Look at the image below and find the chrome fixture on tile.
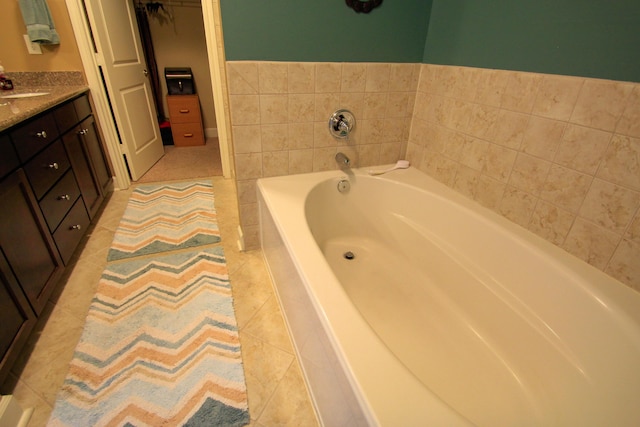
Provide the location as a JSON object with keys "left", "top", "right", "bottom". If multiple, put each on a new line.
{"left": 328, "top": 109, "right": 355, "bottom": 139}
{"left": 335, "top": 152, "right": 350, "bottom": 168}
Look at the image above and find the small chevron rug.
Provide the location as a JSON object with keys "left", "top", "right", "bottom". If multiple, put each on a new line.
{"left": 107, "top": 180, "right": 221, "bottom": 261}
{"left": 49, "top": 247, "right": 249, "bottom": 427}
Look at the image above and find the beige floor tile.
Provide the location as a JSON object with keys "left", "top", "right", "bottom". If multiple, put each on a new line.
{"left": 76, "top": 226, "right": 116, "bottom": 261}
{"left": 243, "top": 296, "right": 294, "bottom": 353}
{"left": 10, "top": 303, "right": 75, "bottom": 376}
{"left": 230, "top": 266, "right": 275, "bottom": 328}
{"left": 49, "top": 263, "right": 102, "bottom": 321}
{"left": 13, "top": 305, "right": 83, "bottom": 394}
{"left": 9, "top": 376, "right": 53, "bottom": 427}
{"left": 92, "top": 193, "right": 132, "bottom": 232}
{"left": 239, "top": 333, "right": 294, "bottom": 422}
{"left": 258, "top": 360, "right": 319, "bottom": 426}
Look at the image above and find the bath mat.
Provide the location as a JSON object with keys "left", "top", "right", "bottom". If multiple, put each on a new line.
{"left": 107, "top": 180, "right": 221, "bottom": 261}
{"left": 48, "top": 247, "right": 249, "bottom": 427}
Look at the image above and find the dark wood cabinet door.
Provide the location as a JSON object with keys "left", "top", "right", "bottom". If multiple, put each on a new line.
{"left": 63, "top": 129, "right": 103, "bottom": 219}
{"left": 0, "top": 169, "right": 64, "bottom": 315}
{"left": 0, "top": 134, "right": 20, "bottom": 181}
{"left": 79, "top": 116, "right": 111, "bottom": 192}
{"left": 0, "top": 250, "right": 36, "bottom": 388}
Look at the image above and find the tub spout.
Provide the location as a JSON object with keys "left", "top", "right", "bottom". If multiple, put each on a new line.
{"left": 335, "top": 152, "right": 350, "bottom": 167}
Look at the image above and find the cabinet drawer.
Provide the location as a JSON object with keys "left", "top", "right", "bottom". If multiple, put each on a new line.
{"left": 39, "top": 170, "right": 81, "bottom": 233}
{"left": 74, "top": 95, "right": 92, "bottom": 122}
{"left": 53, "top": 198, "right": 90, "bottom": 265}
{"left": 24, "top": 140, "right": 70, "bottom": 200}
{"left": 52, "top": 100, "right": 79, "bottom": 135}
{"left": 171, "top": 123, "right": 204, "bottom": 146}
{"left": 10, "top": 112, "right": 59, "bottom": 162}
{"left": 167, "top": 95, "right": 201, "bottom": 123}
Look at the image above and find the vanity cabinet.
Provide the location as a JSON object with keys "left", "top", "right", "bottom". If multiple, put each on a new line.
{"left": 0, "top": 91, "right": 111, "bottom": 386}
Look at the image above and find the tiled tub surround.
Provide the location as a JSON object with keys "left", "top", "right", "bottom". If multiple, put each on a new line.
{"left": 226, "top": 61, "right": 640, "bottom": 291}
{"left": 227, "top": 61, "right": 418, "bottom": 248}
{"left": 409, "top": 64, "right": 640, "bottom": 291}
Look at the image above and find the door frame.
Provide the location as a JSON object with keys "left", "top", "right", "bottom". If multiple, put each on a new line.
{"left": 64, "top": 0, "right": 233, "bottom": 189}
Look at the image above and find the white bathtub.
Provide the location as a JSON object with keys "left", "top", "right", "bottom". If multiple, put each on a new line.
{"left": 257, "top": 166, "right": 640, "bottom": 427}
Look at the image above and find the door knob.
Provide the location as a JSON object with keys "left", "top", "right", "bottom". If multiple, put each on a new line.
{"left": 143, "top": 69, "right": 149, "bottom": 77}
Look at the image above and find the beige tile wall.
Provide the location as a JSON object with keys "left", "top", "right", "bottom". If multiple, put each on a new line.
{"left": 227, "top": 61, "right": 419, "bottom": 248}
{"left": 409, "top": 64, "right": 640, "bottom": 291}
{"left": 226, "top": 60, "right": 640, "bottom": 292}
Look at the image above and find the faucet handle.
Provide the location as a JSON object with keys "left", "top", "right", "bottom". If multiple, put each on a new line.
{"left": 328, "top": 109, "right": 355, "bottom": 139}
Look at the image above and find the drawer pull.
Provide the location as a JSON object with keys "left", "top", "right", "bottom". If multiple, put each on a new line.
{"left": 183, "top": 133, "right": 194, "bottom": 137}
{"left": 58, "top": 194, "right": 71, "bottom": 201}
{"left": 179, "top": 109, "right": 190, "bottom": 113}
{"left": 48, "top": 162, "right": 59, "bottom": 170}
{"left": 36, "top": 131, "right": 48, "bottom": 138}
{"left": 70, "top": 224, "right": 82, "bottom": 231}
{"left": 78, "top": 128, "right": 89, "bottom": 135}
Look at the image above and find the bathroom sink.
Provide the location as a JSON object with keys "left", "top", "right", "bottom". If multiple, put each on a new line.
{"left": 1, "top": 92, "right": 50, "bottom": 99}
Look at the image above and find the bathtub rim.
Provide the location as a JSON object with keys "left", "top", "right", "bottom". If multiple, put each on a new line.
{"left": 257, "top": 166, "right": 640, "bottom": 426}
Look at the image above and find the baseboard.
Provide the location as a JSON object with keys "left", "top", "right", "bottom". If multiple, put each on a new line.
{"left": 0, "top": 396, "right": 33, "bottom": 427}
{"left": 205, "top": 128, "right": 218, "bottom": 138}
{"left": 237, "top": 225, "right": 245, "bottom": 251}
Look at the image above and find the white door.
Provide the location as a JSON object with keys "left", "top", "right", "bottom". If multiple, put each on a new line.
{"left": 84, "top": 0, "right": 164, "bottom": 181}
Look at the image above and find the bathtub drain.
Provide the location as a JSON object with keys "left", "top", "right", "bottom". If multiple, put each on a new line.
{"left": 343, "top": 251, "right": 355, "bottom": 260}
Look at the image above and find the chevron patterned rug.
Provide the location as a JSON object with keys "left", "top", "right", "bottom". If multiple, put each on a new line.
{"left": 107, "top": 181, "right": 221, "bottom": 261}
{"left": 49, "top": 181, "right": 249, "bottom": 427}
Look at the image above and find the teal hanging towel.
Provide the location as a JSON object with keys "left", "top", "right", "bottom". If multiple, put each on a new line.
{"left": 18, "top": 0, "right": 60, "bottom": 45}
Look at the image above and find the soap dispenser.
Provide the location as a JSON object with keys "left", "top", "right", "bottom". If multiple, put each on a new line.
{"left": 0, "top": 63, "right": 14, "bottom": 91}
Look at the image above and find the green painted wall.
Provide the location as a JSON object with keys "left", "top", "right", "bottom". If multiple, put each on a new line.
{"left": 220, "top": 0, "right": 432, "bottom": 62}
{"left": 423, "top": 1, "right": 640, "bottom": 83}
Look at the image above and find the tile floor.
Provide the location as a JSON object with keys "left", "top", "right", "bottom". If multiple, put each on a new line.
{"left": 2, "top": 142, "right": 319, "bottom": 426}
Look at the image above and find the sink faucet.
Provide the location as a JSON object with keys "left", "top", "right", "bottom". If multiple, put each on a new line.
{"left": 335, "top": 152, "right": 350, "bottom": 167}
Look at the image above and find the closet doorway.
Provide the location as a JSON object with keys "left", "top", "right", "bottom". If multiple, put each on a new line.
{"left": 65, "top": 0, "right": 232, "bottom": 189}
{"left": 135, "top": 0, "right": 223, "bottom": 182}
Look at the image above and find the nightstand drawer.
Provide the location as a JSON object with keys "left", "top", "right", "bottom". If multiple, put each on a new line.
{"left": 171, "top": 123, "right": 204, "bottom": 146}
{"left": 24, "top": 140, "right": 71, "bottom": 200}
{"left": 167, "top": 95, "right": 201, "bottom": 124}
{"left": 39, "top": 170, "right": 81, "bottom": 233}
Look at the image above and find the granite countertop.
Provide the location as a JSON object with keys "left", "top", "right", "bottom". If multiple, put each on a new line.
{"left": 0, "top": 85, "right": 89, "bottom": 132}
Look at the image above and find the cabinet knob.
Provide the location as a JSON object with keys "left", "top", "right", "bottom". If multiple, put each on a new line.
{"left": 58, "top": 194, "right": 71, "bottom": 201}
{"left": 179, "top": 109, "right": 190, "bottom": 113}
{"left": 36, "top": 131, "right": 47, "bottom": 138}
{"left": 71, "top": 224, "right": 82, "bottom": 230}
{"left": 183, "top": 133, "right": 193, "bottom": 137}
{"left": 78, "top": 128, "right": 89, "bottom": 135}
{"left": 48, "top": 162, "right": 59, "bottom": 170}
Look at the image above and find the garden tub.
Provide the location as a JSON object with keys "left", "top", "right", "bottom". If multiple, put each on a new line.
{"left": 257, "top": 166, "right": 640, "bottom": 426}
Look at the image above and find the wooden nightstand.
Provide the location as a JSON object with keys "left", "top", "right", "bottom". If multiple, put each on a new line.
{"left": 166, "top": 94, "right": 205, "bottom": 146}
